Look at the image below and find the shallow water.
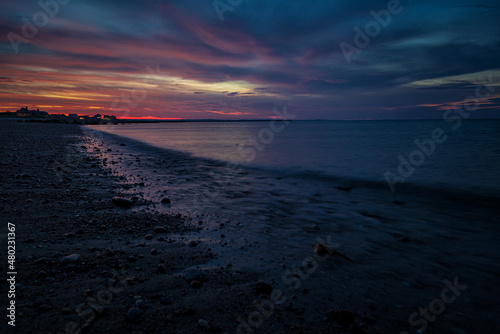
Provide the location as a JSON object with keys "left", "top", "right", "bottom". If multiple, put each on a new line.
{"left": 87, "top": 119, "right": 500, "bottom": 197}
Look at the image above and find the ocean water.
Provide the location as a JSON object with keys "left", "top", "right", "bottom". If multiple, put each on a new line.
{"left": 88, "top": 119, "right": 500, "bottom": 196}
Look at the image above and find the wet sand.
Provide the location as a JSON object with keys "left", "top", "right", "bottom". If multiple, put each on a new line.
{"left": 1, "top": 120, "right": 499, "bottom": 334}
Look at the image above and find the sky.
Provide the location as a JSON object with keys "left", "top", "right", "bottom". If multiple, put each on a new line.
{"left": 0, "top": 0, "right": 499, "bottom": 120}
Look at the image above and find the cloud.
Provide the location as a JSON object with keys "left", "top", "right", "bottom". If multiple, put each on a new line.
{"left": 0, "top": 0, "right": 499, "bottom": 118}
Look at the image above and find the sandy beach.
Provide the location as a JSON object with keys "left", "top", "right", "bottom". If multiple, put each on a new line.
{"left": 1, "top": 120, "right": 499, "bottom": 334}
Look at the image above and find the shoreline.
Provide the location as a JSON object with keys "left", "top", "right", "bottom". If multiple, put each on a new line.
{"left": 1, "top": 120, "right": 499, "bottom": 333}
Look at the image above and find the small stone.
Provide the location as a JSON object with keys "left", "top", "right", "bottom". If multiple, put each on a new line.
{"left": 61, "top": 254, "right": 80, "bottom": 265}
{"left": 144, "top": 234, "right": 153, "bottom": 240}
{"left": 61, "top": 307, "right": 72, "bottom": 314}
{"left": 157, "top": 264, "right": 166, "bottom": 273}
{"left": 153, "top": 226, "right": 167, "bottom": 233}
{"left": 255, "top": 281, "right": 273, "bottom": 296}
{"left": 198, "top": 319, "right": 210, "bottom": 329}
{"left": 111, "top": 197, "right": 133, "bottom": 208}
{"left": 161, "top": 198, "right": 171, "bottom": 204}
{"left": 150, "top": 248, "right": 158, "bottom": 255}
{"left": 127, "top": 307, "right": 142, "bottom": 320}
{"left": 135, "top": 300, "right": 147, "bottom": 309}
{"left": 190, "top": 280, "right": 202, "bottom": 288}
{"left": 188, "top": 241, "right": 198, "bottom": 247}
{"left": 104, "top": 248, "right": 115, "bottom": 257}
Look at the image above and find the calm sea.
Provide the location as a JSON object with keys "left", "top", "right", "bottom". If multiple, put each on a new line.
{"left": 88, "top": 119, "right": 500, "bottom": 196}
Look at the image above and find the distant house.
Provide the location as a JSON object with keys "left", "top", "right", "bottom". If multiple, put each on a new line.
{"left": 69, "top": 114, "right": 78, "bottom": 119}
{"left": 93, "top": 113, "right": 102, "bottom": 119}
{"left": 15, "top": 107, "right": 30, "bottom": 116}
{"left": 14, "top": 106, "right": 48, "bottom": 117}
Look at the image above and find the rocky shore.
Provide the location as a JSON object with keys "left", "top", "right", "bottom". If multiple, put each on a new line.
{"left": 0, "top": 121, "right": 262, "bottom": 334}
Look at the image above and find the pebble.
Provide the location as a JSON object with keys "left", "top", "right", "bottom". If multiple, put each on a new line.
{"left": 135, "top": 300, "right": 147, "bottom": 309}
{"left": 111, "top": 197, "right": 133, "bottom": 208}
{"left": 198, "top": 319, "right": 210, "bottom": 329}
{"left": 153, "top": 226, "right": 167, "bottom": 233}
{"left": 161, "top": 198, "right": 171, "bottom": 204}
{"left": 104, "top": 248, "right": 115, "bottom": 257}
{"left": 190, "top": 280, "right": 202, "bottom": 288}
{"left": 126, "top": 307, "right": 142, "bottom": 320}
{"left": 61, "top": 254, "right": 80, "bottom": 265}
{"left": 145, "top": 234, "right": 153, "bottom": 240}
{"left": 150, "top": 248, "right": 158, "bottom": 255}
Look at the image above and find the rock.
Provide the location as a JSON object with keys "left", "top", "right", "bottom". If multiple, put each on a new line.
{"left": 255, "top": 281, "right": 273, "bottom": 296}
{"left": 127, "top": 307, "right": 142, "bottom": 320}
{"left": 188, "top": 241, "right": 198, "bottom": 247}
{"left": 198, "top": 319, "right": 210, "bottom": 329}
{"left": 314, "top": 244, "right": 352, "bottom": 261}
{"left": 153, "top": 226, "right": 167, "bottom": 233}
{"left": 145, "top": 234, "right": 153, "bottom": 240}
{"left": 327, "top": 309, "right": 355, "bottom": 327}
{"left": 104, "top": 248, "right": 115, "bottom": 257}
{"left": 135, "top": 300, "right": 147, "bottom": 309}
{"left": 61, "top": 254, "right": 80, "bottom": 265}
{"left": 112, "top": 197, "right": 133, "bottom": 208}
{"left": 190, "top": 280, "right": 202, "bottom": 288}
{"left": 157, "top": 264, "right": 166, "bottom": 273}
{"left": 161, "top": 198, "right": 171, "bottom": 204}
{"left": 64, "top": 232, "right": 76, "bottom": 238}
{"left": 150, "top": 248, "right": 158, "bottom": 255}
